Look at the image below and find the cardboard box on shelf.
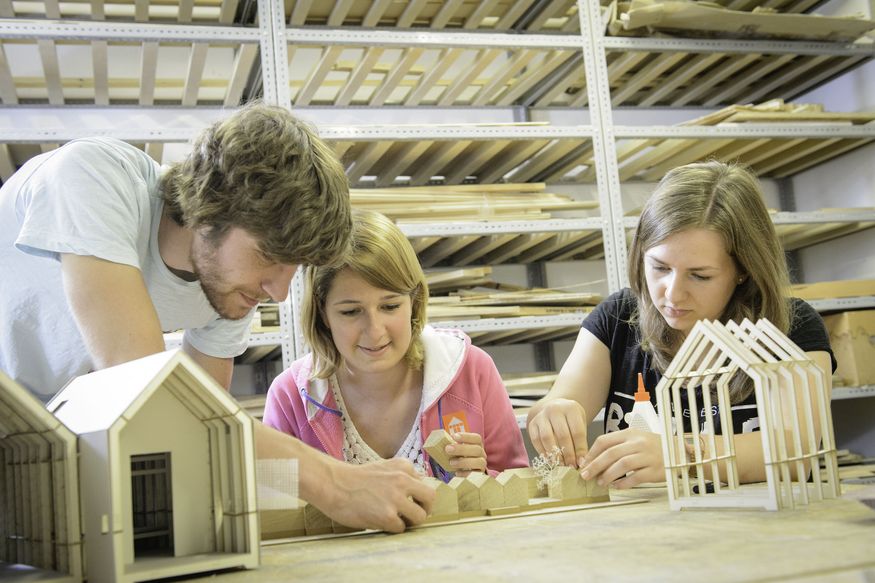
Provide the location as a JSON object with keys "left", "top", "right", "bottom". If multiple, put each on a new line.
{"left": 823, "top": 309, "right": 875, "bottom": 387}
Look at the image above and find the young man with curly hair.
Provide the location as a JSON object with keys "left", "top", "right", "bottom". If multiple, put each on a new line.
{"left": 0, "top": 103, "right": 433, "bottom": 532}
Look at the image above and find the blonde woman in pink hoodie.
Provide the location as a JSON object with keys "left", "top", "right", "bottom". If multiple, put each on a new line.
{"left": 263, "top": 209, "right": 528, "bottom": 480}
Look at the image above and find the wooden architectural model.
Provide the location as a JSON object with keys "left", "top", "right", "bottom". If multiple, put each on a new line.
{"left": 39, "top": 350, "right": 260, "bottom": 582}
{"left": 0, "top": 371, "right": 83, "bottom": 582}
{"left": 655, "top": 318, "right": 840, "bottom": 511}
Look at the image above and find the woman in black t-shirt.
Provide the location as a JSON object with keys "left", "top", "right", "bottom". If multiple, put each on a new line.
{"left": 526, "top": 161, "right": 835, "bottom": 489}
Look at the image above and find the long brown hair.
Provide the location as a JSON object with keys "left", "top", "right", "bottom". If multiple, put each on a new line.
{"left": 629, "top": 161, "right": 791, "bottom": 401}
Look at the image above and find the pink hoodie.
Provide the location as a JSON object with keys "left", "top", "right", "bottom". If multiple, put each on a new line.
{"left": 263, "top": 326, "right": 529, "bottom": 478}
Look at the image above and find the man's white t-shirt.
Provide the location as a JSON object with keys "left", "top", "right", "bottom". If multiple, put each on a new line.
{"left": 0, "top": 137, "right": 253, "bottom": 401}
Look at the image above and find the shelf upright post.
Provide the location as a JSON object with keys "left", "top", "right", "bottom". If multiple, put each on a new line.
{"left": 577, "top": 0, "right": 629, "bottom": 292}
{"left": 260, "top": 0, "right": 291, "bottom": 108}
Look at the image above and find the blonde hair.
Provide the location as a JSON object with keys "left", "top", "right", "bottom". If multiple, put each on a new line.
{"left": 302, "top": 209, "right": 429, "bottom": 379}
{"left": 629, "top": 161, "right": 791, "bottom": 401}
{"left": 161, "top": 101, "right": 351, "bottom": 266}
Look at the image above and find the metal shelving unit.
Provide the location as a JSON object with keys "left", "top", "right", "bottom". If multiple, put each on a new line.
{"left": 2, "top": 0, "right": 874, "bottom": 402}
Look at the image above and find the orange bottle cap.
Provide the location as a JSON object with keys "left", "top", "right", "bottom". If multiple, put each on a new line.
{"left": 634, "top": 373, "right": 650, "bottom": 401}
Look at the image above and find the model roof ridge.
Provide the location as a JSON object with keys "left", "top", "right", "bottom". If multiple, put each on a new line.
{"left": 47, "top": 348, "right": 244, "bottom": 435}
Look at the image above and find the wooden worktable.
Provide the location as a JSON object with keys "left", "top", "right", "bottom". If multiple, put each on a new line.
{"left": 200, "top": 486, "right": 875, "bottom": 582}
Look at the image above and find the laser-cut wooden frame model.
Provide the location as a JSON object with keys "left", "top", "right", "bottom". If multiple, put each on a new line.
{"left": 0, "top": 350, "right": 259, "bottom": 582}
{"left": 655, "top": 318, "right": 840, "bottom": 511}
{"left": 0, "top": 371, "right": 83, "bottom": 582}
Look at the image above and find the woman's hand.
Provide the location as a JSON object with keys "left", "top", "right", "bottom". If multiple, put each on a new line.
{"left": 445, "top": 431, "right": 487, "bottom": 476}
{"left": 526, "top": 398, "right": 589, "bottom": 467}
{"left": 579, "top": 429, "right": 665, "bottom": 488}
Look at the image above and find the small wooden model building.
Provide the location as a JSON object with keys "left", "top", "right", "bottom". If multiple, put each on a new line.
{"left": 46, "top": 350, "right": 260, "bottom": 581}
{"left": 656, "top": 318, "right": 840, "bottom": 511}
{"left": 0, "top": 371, "right": 83, "bottom": 582}
{"left": 423, "top": 428, "right": 455, "bottom": 472}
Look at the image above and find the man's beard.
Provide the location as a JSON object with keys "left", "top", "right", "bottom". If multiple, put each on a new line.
{"left": 190, "top": 247, "right": 251, "bottom": 321}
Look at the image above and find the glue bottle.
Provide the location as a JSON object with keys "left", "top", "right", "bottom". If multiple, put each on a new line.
{"left": 623, "top": 373, "right": 662, "bottom": 434}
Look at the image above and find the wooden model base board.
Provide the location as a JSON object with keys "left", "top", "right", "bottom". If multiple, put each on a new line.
{"left": 262, "top": 495, "right": 643, "bottom": 546}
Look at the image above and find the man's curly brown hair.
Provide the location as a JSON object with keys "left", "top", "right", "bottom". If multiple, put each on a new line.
{"left": 161, "top": 102, "right": 351, "bottom": 266}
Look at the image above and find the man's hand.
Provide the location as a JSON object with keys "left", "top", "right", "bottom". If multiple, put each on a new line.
{"left": 445, "top": 431, "right": 487, "bottom": 476}
{"left": 527, "top": 398, "right": 589, "bottom": 467}
{"left": 317, "top": 458, "right": 434, "bottom": 533}
{"left": 579, "top": 429, "right": 665, "bottom": 488}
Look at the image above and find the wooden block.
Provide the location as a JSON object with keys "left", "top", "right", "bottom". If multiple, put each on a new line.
{"left": 547, "top": 466, "right": 589, "bottom": 500}
{"left": 303, "top": 503, "right": 334, "bottom": 535}
{"left": 486, "top": 505, "right": 525, "bottom": 516}
{"left": 496, "top": 471, "right": 529, "bottom": 508}
{"left": 466, "top": 473, "right": 504, "bottom": 510}
{"left": 501, "top": 467, "right": 545, "bottom": 498}
{"left": 423, "top": 476, "right": 459, "bottom": 518}
{"left": 259, "top": 506, "right": 306, "bottom": 540}
{"left": 449, "top": 476, "right": 479, "bottom": 512}
{"left": 424, "top": 429, "right": 454, "bottom": 472}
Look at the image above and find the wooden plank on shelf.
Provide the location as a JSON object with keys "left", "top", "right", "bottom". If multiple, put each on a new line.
{"left": 374, "top": 141, "right": 431, "bottom": 187}
{"left": 289, "top": 0, "right": 313, "bottom": 25}
{"left": 135, "top": 0, "right": 148, "bottom": 21}
{"left": 497, "top": 50, "right": 577, "bottom": 106}
{"left": 397, "top": 0, "right": 428, "bottom": 27}
{"left": 512, "top": 140, "right": 584, "bottom": 183}
{"left": 431, "top": 0, "right": 464, "bottom": 28}
{"left": 495, "top": 0, "right": 536, "bottom": 29}
{"left": 0, "top": 44, "right": 18, "bottom": 104}
{"left": 145, "top": 142, "right": 164, "bottom": 164}
{"left": 741, "top": 55, "right": 831, "bottom": 104}
{"left": 526, "top": 0, "right": 571, "bottom": 30}
{"left": 369, "top": 48, "right": 424, "bottom": 106}
{"left": 606, "top": 51, "right": 651, "bottom": 87}
{"left": 420, "top": 235, "right": 481, "bottom": 268}
{"left": 482, "top": 232, "right": 556, "bottom": 264}
{"left": 772, "top": 138, "right": 875, "bottom": 178}
{"left": 225, "top": 43, "right": 259, "bottom": 106}
{"left": 639, "top": 53, "right": 724, "bottom": 107}
{"left": 296, "top": 46, "right": 345, "bottom": 106}
{"left": 37, "top": 40, "right": 63, "bottom": 105}
{"left": 671, "top": 53, "right": 761, "bottom": 107}
{"left": 703, "top": 54, "right": 796, "bottom": 107}
{"left": 425, "top": 267, "right": 493, "bottom": 289}
{"left": 335, "top": 47, "right": 383, "bottom": 107}
{"left": 472, "top": 50, "right": 538, "bottom": 106}
{"left": 464, "top": 0, "right": 501, "bottom": 29}
{"left": 477, "top": 140, "right": 550, "bottom": 183}
{"left": 347, "top": 141, "right": 393, "bottom": 183}
{"left": 514, "top": 230, "right": 601, "bottom": 263}
{"left": 438, "top": 48, "right": 502, "bottom": 106}
{"left": 219, "top": 0, "right": 240, "bottom": 24}
{"left": 639, "top": 138, "right": 736, "bottom": 182}
{"left": 531, "top": 53, "right": 584, "bottom": 107}
{"left": 0, "top": 143, "right": 15, "bottom": 181}
{"left": 791, "top": 279, "right": 875, "bottom": 301}
{"left": 177, "top": 0, "right": 194, "bottom": 22}
{"left": 451, "top": 233, "right": 518, "bottom": 266}
{"left": 752, "top": 137, "right": 841, "bottom": 176}
{"left": 443, "top": 140, "right": 512, "bottom": 184}
{"left": 410, "top": 235, "right": 442, "bottom": 255}
{"left": 182, "top": 42, "right": 208, "bottom": 106}
{"left": 410, "top": 140, "right": 471, "bottom": 185}
{"left": 612, "top": 52, "right": 687, "bottom": 106}
{"left": 362, "top": 0, "right": 393, "bottom": 26}
{"left": 406, "top": 48, "right": 463, "bottom": 106}
{"left": 784, "top": 56, "right": 870, "bottom": 102}
{"left": 92, "top": 40, "right": 109, "bottom": 105}
{"left": 139, "top": 41, "right": 158, "bottom": 105}
{"left": 327, "top": 0, "right": 354, "bottom": 26}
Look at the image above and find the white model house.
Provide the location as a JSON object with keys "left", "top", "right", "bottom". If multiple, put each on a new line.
{"left": 0, "top": 371, "right": 83, "bottom": 582}
{"left": 41, "top": 349, "right": 259, "bottom": 582}
{"left": 656, "top": 318, "right": 840, "bottom": 511}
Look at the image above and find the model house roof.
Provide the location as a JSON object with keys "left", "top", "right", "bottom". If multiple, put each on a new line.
{"left": 47, "top": 349, "right": 245, "bottom": 434}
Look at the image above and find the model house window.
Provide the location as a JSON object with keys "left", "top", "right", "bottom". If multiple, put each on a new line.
{"left": 130, "top": 453, "right": 174, "bottom": 558}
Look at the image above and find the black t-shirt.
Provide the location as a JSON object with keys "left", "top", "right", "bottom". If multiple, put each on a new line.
{"left": 582, "top": 288, "right": 837, "bottom": 435}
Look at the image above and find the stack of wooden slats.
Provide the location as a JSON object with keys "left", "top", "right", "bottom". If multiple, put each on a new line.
{"left": 790, "top": 279, "right": 875, "bottom": 301}
{"left": 612, "top": 101, "right": 875, "bottom": 181}
{"left": 351, "top": 183, "right": 596, "bottom": 222}
{"left": 607, "top": 0, "right": 875, "bottom": 42}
